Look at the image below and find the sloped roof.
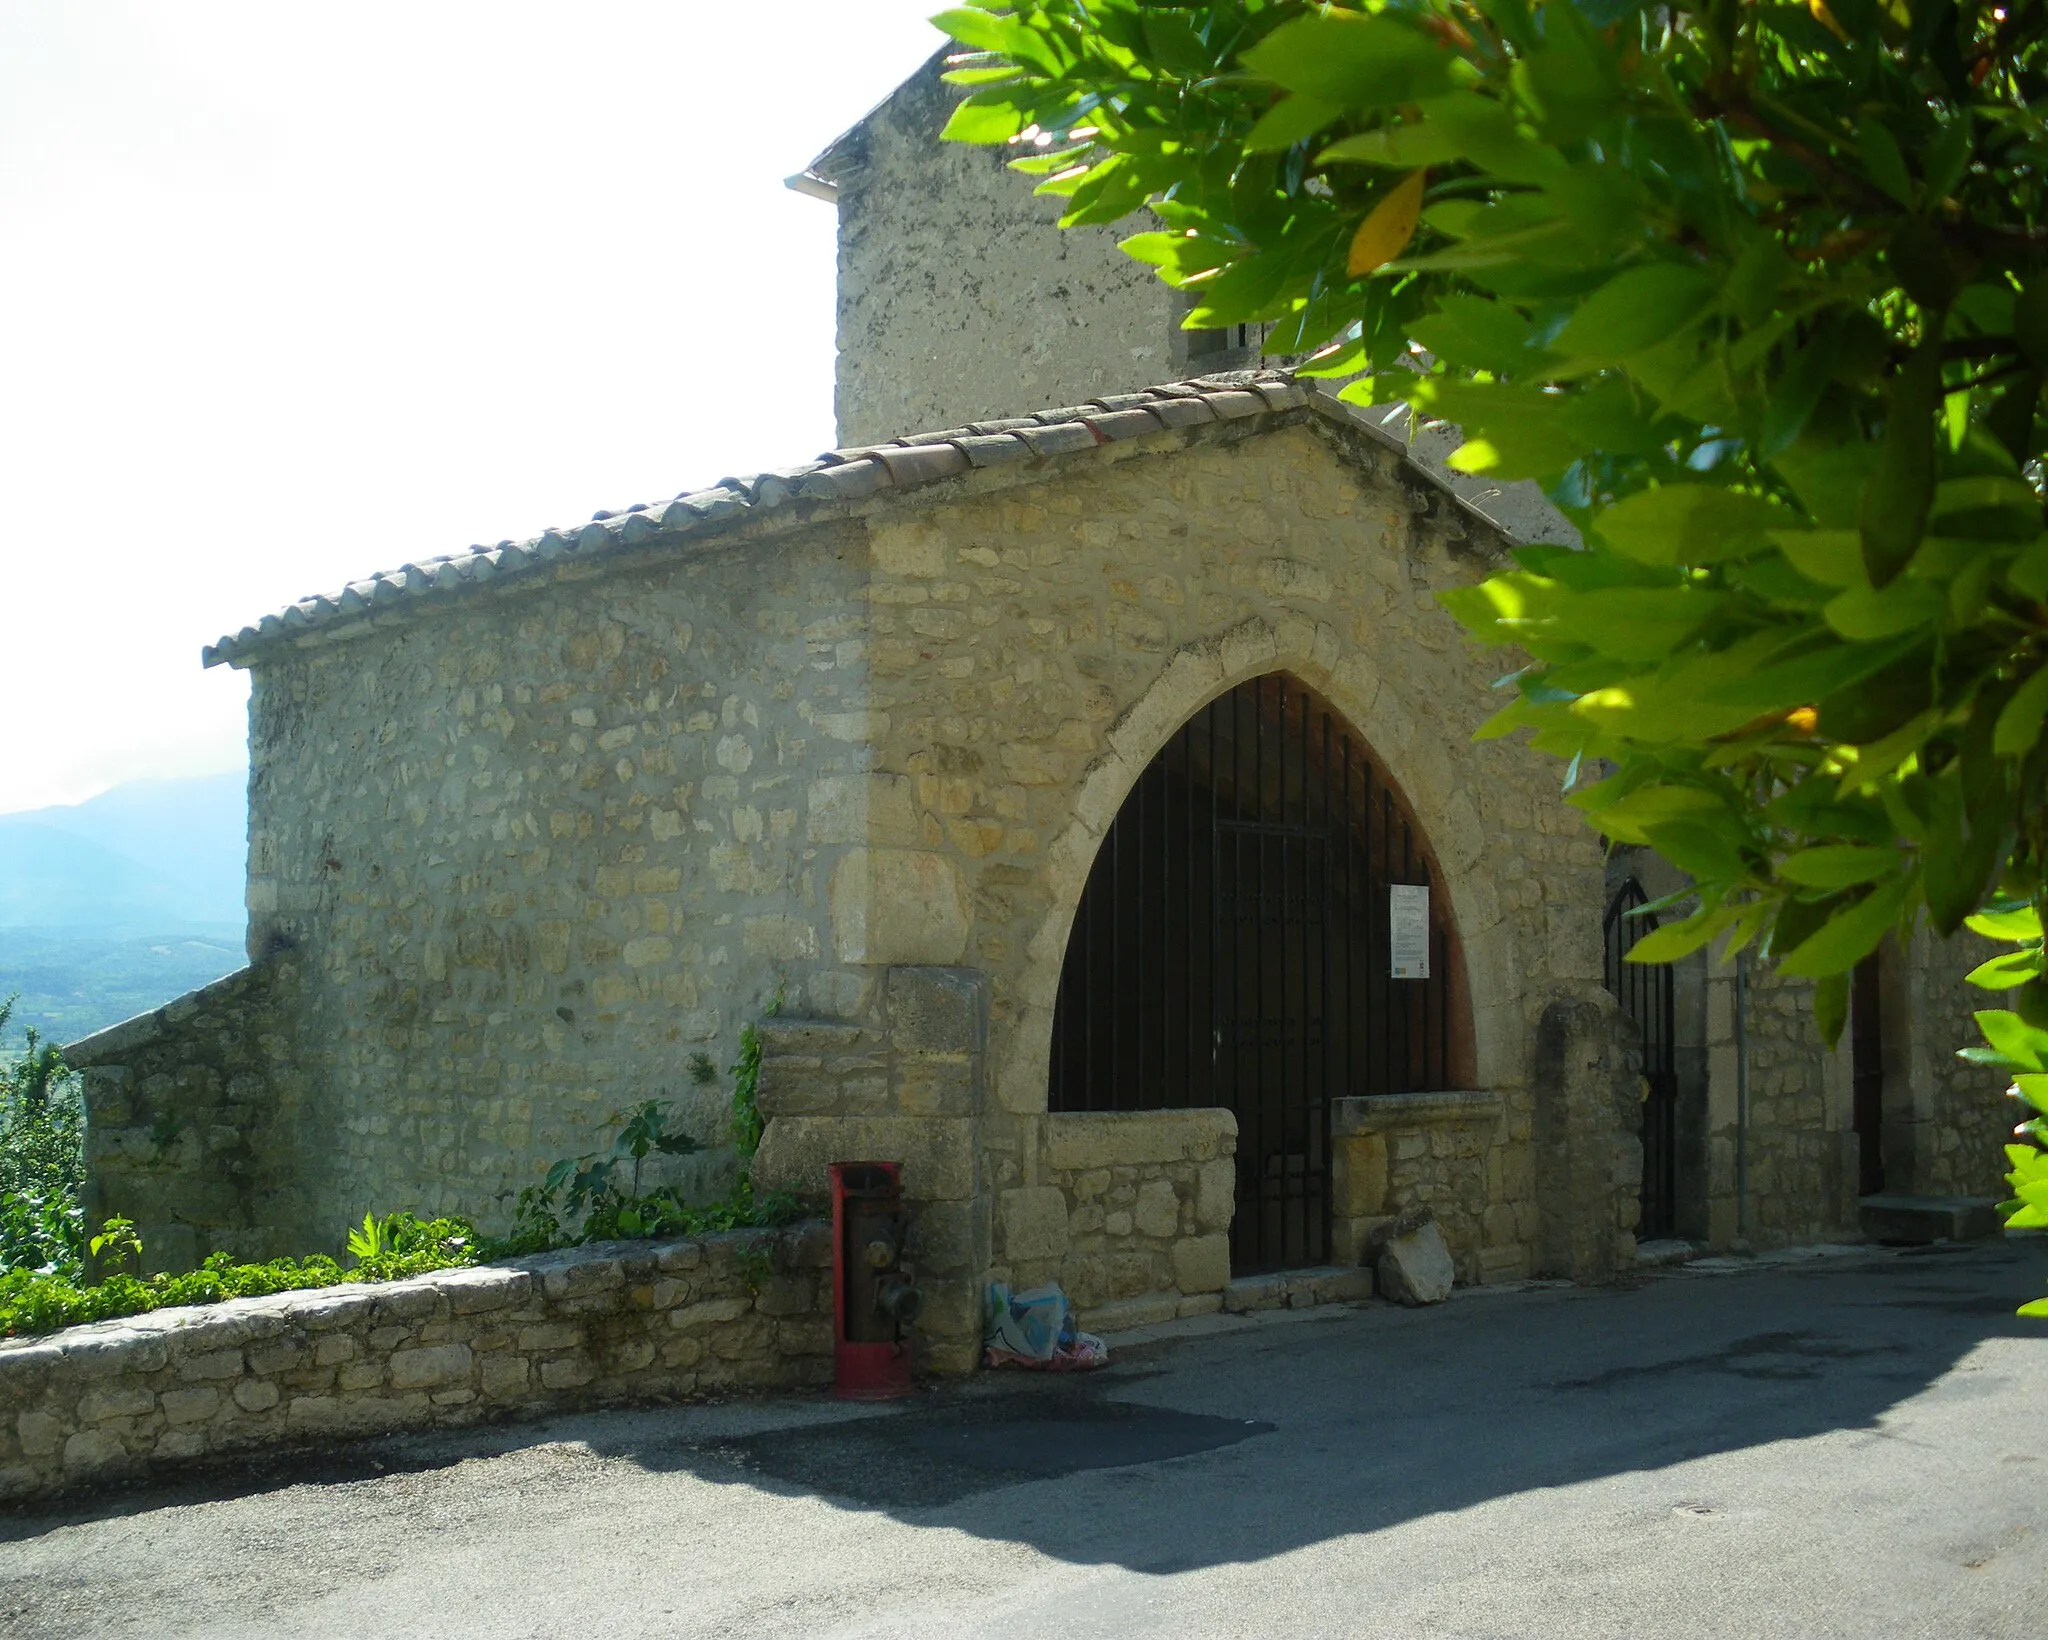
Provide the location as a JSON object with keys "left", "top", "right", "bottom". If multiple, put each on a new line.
{"left": 202, "top": 369, "right": 1571, "bottom": 670}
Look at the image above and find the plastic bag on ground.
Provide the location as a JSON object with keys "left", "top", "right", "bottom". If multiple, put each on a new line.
{"left": 982, "top": 1282, "right": 1108, "bottom": 1371}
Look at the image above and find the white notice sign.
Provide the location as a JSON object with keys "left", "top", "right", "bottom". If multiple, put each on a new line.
{"left": 1389, "top": 884, "right": 1431, "bottom": 980}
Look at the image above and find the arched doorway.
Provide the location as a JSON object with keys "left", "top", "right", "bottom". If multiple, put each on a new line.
{"left": 1604, "top": 877, "right": 1678, "bottom": 1240}
{"left": 1047, "top": 673, "right": 1466, "bottom": 1273}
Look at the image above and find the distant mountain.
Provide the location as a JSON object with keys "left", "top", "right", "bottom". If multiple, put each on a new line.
{"left": 0, "top": 771, "right": 246, "bottom": 931}
{"left": 0, "top": 925, "right": 246, "bottom": 1048}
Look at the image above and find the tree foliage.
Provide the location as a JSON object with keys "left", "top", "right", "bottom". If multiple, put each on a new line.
{"left": 935, "top": 0, "right": 2048, "bottom": 1239}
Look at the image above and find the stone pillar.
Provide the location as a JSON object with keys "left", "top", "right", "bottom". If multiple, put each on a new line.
{"left": 750, "top": 966, "right": 989, "bottom": 1374}
{"left": 1531, "top": 990, "right": 1642, "bottom": 1281}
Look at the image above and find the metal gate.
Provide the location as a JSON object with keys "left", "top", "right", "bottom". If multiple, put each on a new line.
{"left": 1048, "top": 674, "right": 1458, "bottom": 1274}
{"left": 1604, "top": 878, "right": 1677, "bottom": 1241}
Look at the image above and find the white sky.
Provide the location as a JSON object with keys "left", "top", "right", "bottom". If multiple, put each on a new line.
{"left": 0, "top": 1, "right": 949, "bottom": 814}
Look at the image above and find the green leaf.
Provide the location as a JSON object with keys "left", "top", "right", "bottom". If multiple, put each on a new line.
{"left": 1594, "top": 486, "right": 1788, "bottom": 566}
{"left": 1777, "top": 879, "right": 1911, "bottom": 978}
{"left": 1320, "top": 121, "right": 1465, "bottom": 167}
{"left": 1975, "top": 1009, "right": 2048, "bottom": 1072}
{"left": 1856, "top": 114, "right": 1914, "bottom": 208}
{"left": 1246, "top": 94, "right": 1342, "bottom": 153}
{"left": 1770, "top": 529, "right": 1867, "bottom": 588}
{"left": 1240, "top": 12, "right": 1456, "bottom": 106}
{"left": 1623, "top": 903, "right": 1738, "bottom": 964}
{"left": 941, "top": 91, "right": 1030, "bottom": 145}
{"left": 1822, "top": 579, "right": 1946, "bottom": 641}
{"left": 1966, "top": 949, "right": 2043, "bottom": 990}
{"left": 1814, "top": 969, "right": 1850, "bottom": 1048}
{"left": 1778, "top": 845, "right": 1901, "bottom": 889}
{"left": 1967, "top": 906, "right": 2043, "bottom": 939}
{"left": 1860, "top": 338, "right": 1941, "bottom": 588}
{"left": 932, "top": 8, "right": 1065, "bottom": 76}
{"left": 1993, "top": 663, "right": 2048, "bottom": 757}
{"left": 1551, "top": 263, "right": 1718, "bottom": 362}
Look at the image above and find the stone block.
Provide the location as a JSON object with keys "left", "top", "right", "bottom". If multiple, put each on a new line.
{"left": 478, "top": 1354, "right": 531, "bottom": 1399}
{"left": 1000, "top": 1187, "right": 1071, "bottom": 1263}
{"left": 1170, "top": 1234, "right": 1231, "bottom": 1295}
{"left": 752, "top": 1277, "right": 815, "bottom": 1318}
{"left": 1332, "top": 1133, "right": 1389, "bottom": 1217}
{"left": 389, "top": 1344, "right": 474, "bottom": 1392}
{"left": 883, "top": 967, "right": 985, "bottom": 1055}
{"left": 829, "top": 848, "right": 971, "bottom": 966}
{"left": 78, "top": 1384, "right": 156, "bottom": 1424}
{"left": 159, "top": 1388, "right": 221, "bottom": 1426}
{"left": 1046, "top": 1109, "right": 1237, "bottom": 1171}
{"left": 1134, "top": 1179, "right": 1181, "bottom": 1239}
{"left": 1377, "top": 1220, "right": 1455, "bottom": 1306}
{"left": 894, "top": 1057, "right": 975, "bottom": 1115}
{"left": 1194, "top": 1160, "right": 1236, "bottom": 1232}
{"left": 539, "top": 1356, "right": 596, "bottom": 1391}
{"left": 1081, "top": 1292, "right": 1181, "bottom": 1332}
{"left": 441, "top": 1269, "right": 531, "bottom": 1315}
{"left": 516, "top": 1323, "right": 581, "bottom": 1353}
{"left": 671, "top": 1297, "right": 752, "bottom": 1329}
{"left": 174, "top": 1347, "right": 247, "bottom": 1383}
{"left": 16, "top": 1411, "right": 60, "bottom": 1459}
{"left": 233, "top": 1379, "right": 281, "bottom": 1413}
{"left": 753, "top": 1115, "right": 976, "bottom": 1201}
{"left": 62, "top": 1430, "right": 128, "bottom": 1474}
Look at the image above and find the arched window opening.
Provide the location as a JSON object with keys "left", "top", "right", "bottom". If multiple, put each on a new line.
{"left": 1048, "top": 673, "right": 1467, "bottom": 1273}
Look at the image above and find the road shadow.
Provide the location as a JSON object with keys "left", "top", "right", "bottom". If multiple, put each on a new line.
{"left": 6, "top": 1238, "right": 2044, "bottom": 1577}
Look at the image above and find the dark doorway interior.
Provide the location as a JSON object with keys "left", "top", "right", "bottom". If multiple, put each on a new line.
{"left": 1604, "top": 879, "right": 1678, "bottom": 1241}
{"left": 1047, "top": 674, "right": 1462, "bottom": 1275}
{"left": 1852, "top": 953, "right": 1885, "bottom": 1197}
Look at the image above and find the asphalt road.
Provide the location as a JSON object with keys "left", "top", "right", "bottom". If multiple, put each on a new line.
{"left": 4, "top": 1240, "right": 2045, "bottom": 1639}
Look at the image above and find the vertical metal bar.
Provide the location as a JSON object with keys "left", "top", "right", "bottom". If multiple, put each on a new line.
{"left": 1114, "top": 782, "right": 1130, "bottom": 1105}
{"left": 1341, "top": 737, "right": 1352, "bottom": 1102}
{"left": 1384, "top": 782, "right": 1400, "bottom": 1097}
{"left": 1136, "top": 754, "right": 1146, "bottom": 1110}
{"left": 1401, "top": 820, "right": 1414, "bottom": 1091}
{"left": 1252, "top": 675, "right": 1266, "bottom": 1270}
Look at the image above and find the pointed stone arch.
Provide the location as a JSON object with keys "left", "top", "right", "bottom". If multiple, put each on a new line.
{"left": 998, "top": 616, "right": 1513, "bottom": 1124}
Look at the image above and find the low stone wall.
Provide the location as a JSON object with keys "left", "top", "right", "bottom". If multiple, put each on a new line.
{"left": 0, "top": 1224, "right": 830, "bottom": 1504}
{"left": 1331, "top": 1091, "right": 1519, "bottom": 1284}
{"left": 998, "top": 1109, "right": 1237, "bottom": 1331}
{"left": 66, "top": 961, "right": 303, "bottom": 1274}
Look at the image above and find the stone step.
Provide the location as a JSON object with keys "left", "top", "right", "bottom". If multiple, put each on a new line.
{"left": 1222, "top": 1265, "right": 1374, "bottom": 1314}
{"left": 1859, "top": 1195, "right": 2003, "bottom": 1245}
{"left": 1633, "top": 1238, "right": 1704, "bottom": 1269}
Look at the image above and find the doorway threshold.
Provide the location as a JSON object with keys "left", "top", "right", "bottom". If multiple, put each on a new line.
{"left": 1223, "top": 1265, "right": 1373, "bottom": 1314}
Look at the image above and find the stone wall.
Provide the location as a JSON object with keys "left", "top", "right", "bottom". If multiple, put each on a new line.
{"left": 66, "top": 962, "right": 305, "bottom": 1271}
{"left": 210, "top": 392, "right": 1637, "bottom": 1367}
{"left": 749, "top": 967, "right": 988, "bottom": 1372}
{"left": 0, "top": 1225, "right": 829, "bottom": 1504}
{"left": 241, "top": 517, "right": 876, "bottom": 1254}
{"left": 1330, "top": 1091, "right": 1544, "bottom": 1284}
{"left": 818, "top": 55, "right": 1191, "bottom": 446}
{"left": 1890, "top": 925, "right": 2012, "bottom": 1200}
{"left": 1004, "top": 1110, "right": 1237, "bottom": 1330}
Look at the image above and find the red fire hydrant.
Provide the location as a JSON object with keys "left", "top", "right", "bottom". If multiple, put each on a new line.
{"left": 829, "top": 1161, "right": 921, "bottom": 1400}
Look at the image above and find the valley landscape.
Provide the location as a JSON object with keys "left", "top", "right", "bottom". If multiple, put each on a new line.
{"left": 0, "top": 771, "right": 245, "bottom": 1047}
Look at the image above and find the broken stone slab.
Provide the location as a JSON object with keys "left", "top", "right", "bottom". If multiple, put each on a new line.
{"left": 1372, "top": 1208, "right": 1454, "bottom": 1306}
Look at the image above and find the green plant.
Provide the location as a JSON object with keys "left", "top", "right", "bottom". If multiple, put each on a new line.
{"left": 88, "top": 1216, "right": 142, "bottom": 1277}
{"left": 934, "top": 0, "right": 2048, "bottom": 1301}
{"left": 0, "top": 998, "right": 86, "bottom": 1280}
{"left": 490, "top": 1002, "right": 805, "bottom": 1255}
{"left": 344, "top": 1209, "right": 476, "bottom": 1281}
{"left": 0, "top": 1209, "right": 483, "bottom": 1340}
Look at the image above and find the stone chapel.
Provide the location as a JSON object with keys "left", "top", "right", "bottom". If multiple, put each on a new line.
{"left": 68, "top": 53, "right": 2006, "bottom": 1372}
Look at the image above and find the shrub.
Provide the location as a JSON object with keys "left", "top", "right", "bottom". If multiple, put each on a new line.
{"left": 0, "top": 998, "right": 86, "bottom": 1281}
